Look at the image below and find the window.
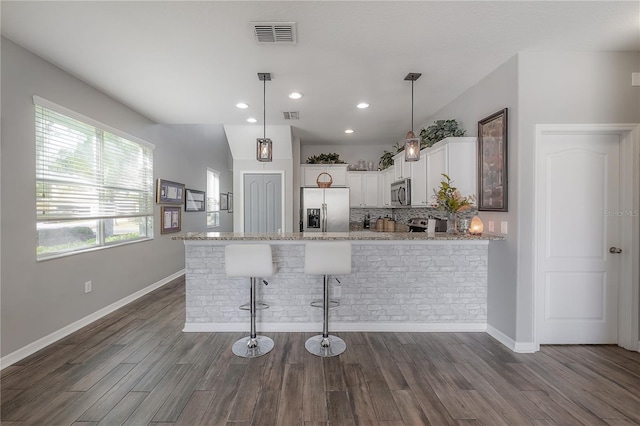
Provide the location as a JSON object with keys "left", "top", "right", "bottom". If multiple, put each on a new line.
{"left": 35, "top": 97, "right": 154, "bottom": 260}
{"left": 206, "top": 168, "right": 220, "bottom": 228}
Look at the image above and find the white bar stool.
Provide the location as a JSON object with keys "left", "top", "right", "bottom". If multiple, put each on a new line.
{"left": 304, "top": 241, "right": 351, "bottom": 357}
{"left": 225, "top": 244, "right": 277, "bottom": 358}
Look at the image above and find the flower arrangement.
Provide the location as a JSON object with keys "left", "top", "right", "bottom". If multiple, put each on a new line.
{"left": 432, "top": 174, "right": 475, "bottom": 214}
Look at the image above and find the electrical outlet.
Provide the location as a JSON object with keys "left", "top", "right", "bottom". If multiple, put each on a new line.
{"left": 84, "top": 280, "right": 92, "bottom": 293}
{"left": 333, "top": 286, "right": 341, "bottom": 298}
{"left": 488, "top": 221, "right": 495, "bottom": 232}
{"left": 501, "top": 221, "right": 508, "bottom": 234}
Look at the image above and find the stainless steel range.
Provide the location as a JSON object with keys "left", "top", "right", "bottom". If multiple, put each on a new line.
{"left": 407, "top": 217, "right": 429, "bottom": 232}
{"left": 407, "top": 217, "right": 447, "bottom": 233}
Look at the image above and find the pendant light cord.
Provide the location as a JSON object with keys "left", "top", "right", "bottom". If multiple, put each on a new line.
{"left": 411, "top": 79, "right": 414, "bottom": 132}
{"left": 263, "top": 78, "right": 266, "bottom": 139}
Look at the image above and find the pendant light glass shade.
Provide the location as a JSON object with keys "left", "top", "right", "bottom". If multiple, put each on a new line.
{"left": 404, "top": 131, "right": 420, "bottom": 162}
{"left": 257, "top": 138, "right": 272, "bottom": 162}
{"left": 404, "top": 73, "right": 422, "bottom": 162}
{"left": 256, "top": 72, "right": 272, "bottom": 162}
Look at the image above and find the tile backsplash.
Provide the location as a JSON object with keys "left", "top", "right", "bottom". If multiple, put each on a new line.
{"left": 350, "top": 207, "right": 439, "bottom": 224}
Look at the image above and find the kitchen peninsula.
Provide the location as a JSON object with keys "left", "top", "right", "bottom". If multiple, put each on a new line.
{"left": 174, "top": 231, "right": 503, "bottom": 333}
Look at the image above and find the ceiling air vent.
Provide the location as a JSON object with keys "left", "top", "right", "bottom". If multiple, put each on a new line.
{"left": 251, "top": 22, "right": 297, "bottom": 44}
{"left": 282, "top": 111, "right": 300, "bottom": 120}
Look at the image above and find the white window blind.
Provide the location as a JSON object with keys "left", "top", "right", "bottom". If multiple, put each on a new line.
{"left": 35, "top": 97, "right": 154, "bottom": 259}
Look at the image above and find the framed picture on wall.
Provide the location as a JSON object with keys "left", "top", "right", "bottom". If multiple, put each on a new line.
{"left": 220, "top": 193, "right": 228, "bottom": 211}
{"left": 184, "top": 188, "right": 205, "bottom": 212}
{"left": 161, "top": 206, "right": 181, "bottom": 234}
{"left": 156, "top": 179, "right": 185, "bottom": 204}
{"left": 478, "top": 108, "right": 508, "bottom": 212}
{"left": 228, "top": 192, "right": 233, "bottom": 213}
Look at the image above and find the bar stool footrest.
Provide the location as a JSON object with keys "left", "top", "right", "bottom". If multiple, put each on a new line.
{"left": 310, "top": 299, "right": 340, "bottom": 308}
{"left": 239, "top": 301, "right": 269, "bottom": 311}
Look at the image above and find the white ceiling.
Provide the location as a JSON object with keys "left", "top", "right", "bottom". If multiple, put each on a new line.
{"left": 2, "top": 1, "right": 639, "bottom": 147}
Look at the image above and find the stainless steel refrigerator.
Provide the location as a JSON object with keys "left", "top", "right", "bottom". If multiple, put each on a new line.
{"left": 300, "top": 187, "right": 350, "bottom": 232}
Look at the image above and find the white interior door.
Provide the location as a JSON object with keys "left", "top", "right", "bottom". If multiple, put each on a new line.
{"left": 537, "top": 133, "right": 621, "bottom": 344}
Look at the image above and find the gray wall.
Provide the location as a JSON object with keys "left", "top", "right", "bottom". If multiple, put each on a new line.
{"left": 420, "top": 51, "right": 640, "bottom": 345}
{"left": 154, "top": 124, "right": 234, "bottom": 233}
{"left": 0, "top": 38, "right": 232, "bottom": 357}
{"left": 419, "top": 55, "right": 519, "bottom": 340}
{"left": 516, "top": 51, "right": 640, "bottom": 343}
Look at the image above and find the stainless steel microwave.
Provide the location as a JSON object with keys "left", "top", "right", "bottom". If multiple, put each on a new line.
{"left": 391, "top": 178, "right": 411, "bottom": 206}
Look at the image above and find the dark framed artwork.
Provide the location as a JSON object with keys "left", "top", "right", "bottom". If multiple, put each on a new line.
{"left": 220, "top": 193, "right": 228, "bottom": 211}
{"left": 478, "top": 108, "right": 508, "bottom": 211}
{"left": 156, "top": 179, "right": 185, "bottom": 204}
{"left": 228, "top": 192, "right": 233, "bottom": 213}
{"left": 161, "top": 206, "right": 181, "bottom": 234}
{"left": 185, "top": 188, "right": 206, "bottom": 212}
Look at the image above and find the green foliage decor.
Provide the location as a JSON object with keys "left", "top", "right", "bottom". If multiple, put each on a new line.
{"left": 420, "top": 119, "right": 466, "bottom": 148}
{"left": 433, "top": 173, "right": 475, "bottom": 213}
{"left": 378, "top": 141, "right": 404, "bottom": 170}
{"left": 378, "top": 120, "right": 466, "bottom": 169}
{"left": 306, "top": 153, "right": 345, "bottom": 164}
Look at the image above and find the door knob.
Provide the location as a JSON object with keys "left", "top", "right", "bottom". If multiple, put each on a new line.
{"left": 609, "top": 247, "right": 623, "bottom": 254}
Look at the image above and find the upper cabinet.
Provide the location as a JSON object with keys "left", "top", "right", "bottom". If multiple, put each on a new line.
{"left": 347, "top": 171, "right": 379, "bottom": 207}
{"left": 301, "top": 164, "right": 348, "bottom": 187}
{"left": 410, "top": 153, "right": 428, "bottom": 206}
{"left": 425, "top": 137, "right": 477, "bottom": 201}
{"left": 300, "top": 138, "right": 476, "bottom": 210}
{"left": 380, "top": 168, "right": 394, "bottom": 207}
{"left": 392, "top": 152, "right": 411, "bottom": 181}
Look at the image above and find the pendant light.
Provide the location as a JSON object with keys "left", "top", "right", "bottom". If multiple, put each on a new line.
{"left": 256, "top": 72, "right": 272, "bottom": 162}
{"left": 404, "top": 72, "right": 422, "bottom": 162}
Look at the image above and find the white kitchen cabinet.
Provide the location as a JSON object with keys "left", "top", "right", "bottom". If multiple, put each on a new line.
{"left": 379, "top": 167, "right": 394, "bottom": 207}
{"left": 410, "top": 152, "right": 429, "bottom": 206}
{"left": 392, "top": 152, "right": 411, "bottom": 182}
{"left": 347, "top": 171, "right": 379, "bottom": 207}
{"left": 425, "top": 137, "right": 477, "bottom": 201}
{"left": 301, "top": 164, "right": 348, "bottom": 187}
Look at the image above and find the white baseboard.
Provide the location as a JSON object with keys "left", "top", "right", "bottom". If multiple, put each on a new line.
{"left": 183, "top": 322, "right": 488, "bottom": 333}
{"left": 0, "top": 270, "right": 185, "bottom": 370}
{"left": 486, "top": 324, "right": 538, "bottom": 353}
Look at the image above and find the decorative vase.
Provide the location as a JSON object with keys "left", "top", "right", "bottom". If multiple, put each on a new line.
{"left": 458, "top": 217, "right": 471, "bottom": 234}
{"left": 446, "top": 212, "right": 458, "bottom": 234}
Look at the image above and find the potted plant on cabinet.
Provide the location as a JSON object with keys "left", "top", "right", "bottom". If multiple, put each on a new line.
{"left": 305, "top": 153, "right": 345, "bottom": 164}
{"left": 420, "top": 119, "right": 466, "bottom": 148}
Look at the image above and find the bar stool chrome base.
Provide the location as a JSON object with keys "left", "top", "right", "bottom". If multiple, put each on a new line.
{"left": 305, "top": 334, "right": 346, "bottom": 357}
{"left": 232, "top": 335, "right": 274, "bottom": 358}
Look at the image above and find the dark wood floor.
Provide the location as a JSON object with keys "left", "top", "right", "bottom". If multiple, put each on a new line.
{"left": 2, "top": 277, "right": 640, "bottom": 425}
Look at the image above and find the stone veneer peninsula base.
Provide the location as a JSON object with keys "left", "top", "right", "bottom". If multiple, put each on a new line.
{"left": 174, "top": 232, "right": 503, "bottom": 333}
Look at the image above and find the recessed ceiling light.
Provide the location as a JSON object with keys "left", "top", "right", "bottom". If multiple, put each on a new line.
{"left": 236, "top": 102, "right": 249, "bottom": 109}
{"left": 344, "top": 129, "right": 354, "bottom": 134}
{"left": 246, "top": 117, "right": 257, "bottom": 123}
{"left": 289, "top": 92, "right": 303, "bottom": 100}
{"left": 357, "top": 102, "right": 369, "bottom": 109}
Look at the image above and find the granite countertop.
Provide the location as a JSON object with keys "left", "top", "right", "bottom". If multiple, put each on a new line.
{"left": 172, "top": 231, "right": 504, "bottom": 241}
